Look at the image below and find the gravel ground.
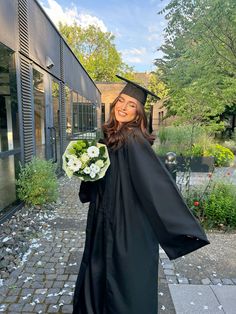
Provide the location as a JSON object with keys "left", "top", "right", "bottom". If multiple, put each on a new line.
{"left": 172, "top": 231, "right": 236, "bottom": 284}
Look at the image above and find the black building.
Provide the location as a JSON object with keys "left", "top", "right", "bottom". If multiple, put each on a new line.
{"left": 0, "top": 0, "right": 101, "bottom": 218}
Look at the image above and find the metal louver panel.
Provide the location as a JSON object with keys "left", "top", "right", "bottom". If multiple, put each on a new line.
{"left": 20, "top": 58, "right": 34, "bottom": 162}
{"left": 60, "top": 38, "right": 64, "bottom": 82}
{"left": 60, "top": 83, "right": 66, "bottom": 152}
{"left": 18, "top": 0, "right": 29, "bottom": 55}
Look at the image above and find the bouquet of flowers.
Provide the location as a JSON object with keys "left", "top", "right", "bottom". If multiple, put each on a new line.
{"left": 62, "top": 139, "right": 110, "bottom": 181}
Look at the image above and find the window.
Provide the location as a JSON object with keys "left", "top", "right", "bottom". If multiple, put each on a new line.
{"left": 33, "top": 69, "right": 45, "bottom": 158}
{"left": 0, "top": 43, "right": 20, "bottom": 212}
{"left": 65, "top": 86, "right": 72, "bottom": 139}
{"left": 101, "top": 103, "right": 105, "bottom": 125}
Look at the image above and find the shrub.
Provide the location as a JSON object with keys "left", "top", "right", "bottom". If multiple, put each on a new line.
{"left": 156, "top": 125, "right": 214, "bottom": 157}
{"left": 16, "top": 157, "right": 58, "bottom": 206}
{"left": 204, "top": 144, "right": 234, "bottom": 167}
{"left": 184, "top": 179, "right": 236, "bottom": 229}
{"left": 223, "top": 139, "right": 236, "bottom": 154}
{"left": 203, "top": 182, "right": 236, "bottom": 228}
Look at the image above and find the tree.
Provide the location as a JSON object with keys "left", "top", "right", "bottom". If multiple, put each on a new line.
{"left": 155, "top": 0, "right": 236, "bottom": 131}
{"left": 59, "top": 23, "right": 133, "bottom": 82}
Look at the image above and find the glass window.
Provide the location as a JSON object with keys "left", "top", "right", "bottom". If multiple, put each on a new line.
{"left": 0, "top": 45, "right": 19, "bottom": 152}
{"left": 33, "top": 69, "right": 45, "bottom": 159}
{"left": 0, "top": 154, "right": 21, "bottom": 211}
{"left": 101, "top": 103, "right": 105, "bottom": 126}
{"left": 65, "top": 86, "right": 72, "bottom": 138}
{"left": 52, "top": 80, "right": 61, "bottom": 164}
{"left": 0, "top": 43, "right": 20, "bottom": 213}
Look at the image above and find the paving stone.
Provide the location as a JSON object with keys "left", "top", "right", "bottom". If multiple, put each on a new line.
{"left": 56, "top": 268, "right": 65, "bottom": 275}
{"left": 45, "top": 274, "right": 57, "bottom": 280}
{"left": 201, "top": 278, "right": 211, "bottom": 285}
{"left": 211, "top": 278, "right": 222, "bottom": 285}
{"left": 45, "top": 296, "right": 60, "bottom": 304}
{"left": 68, "top": 275, "right": 78, "bottom": 281}
{"left": 47, "top": 304, "right": 60, "bottom": 312}
{"left": 7, "top": 287, "right": 22, "bottom": 296}
{"left": 3, "top": 294, "right": 19, "bottom": 302}
{"left": 8, "top": 303, "right": 24, "bottom": 312}
{"left": 20, "top": 288, "right": 35, "bottom": 296}
{"left": 222, "top": 278, "right": 234, "bottom": 285}
{"left": 169, "top": 284, "right": 223, "bottom": 313}
{"left": 34, "top": 303, "right": 48, "bottom": 313}
{"left": 211, "top": 285, "right": 236, "bottom": 313}
{"left": 162, "top": 263, "right": 174, "bottom": 270}
{"left": 35, "top": 288, "right": 48, "bottom": 294}
{"left": 164, "top": 269, "right": 175, "bottom": 276}
{"left": 59, "top": 295, "right": 73, "bottom": 304}
{"left": 44, "top": 268, "right": 56, "bottom": 274}
{"left": 22, "top": 303, "right": 36, "bottom": 312}
{"left": 32, "top": 294, "right": 47, "bottom": 303}
{"left": 44, "top": 281, "right": 54, "bottom": 288}
{"left": 57, "top": 274, "right": 69, "bottom": 281}
{"left": 165, "top": 275, "right": 178, "bottom": 284}
{"left": 30, "top": 282, "right": 45, "bottom": 289}
{"left": 21, "top": 282, "right": 32, "bottom": 288}
{"left": 61, "top": 304, "right": 73, "bottom": 313}
{"left": 177, "top": 277, "right": 189, "bottom": 284}
{"left": 52, "top": 281, "right": 66, "bottom": 288}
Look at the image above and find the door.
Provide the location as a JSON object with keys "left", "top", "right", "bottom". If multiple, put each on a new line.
{"left": 49, "top": 78, "right": 61, "bottom": 166}
{"left": 33, "top": 67, "right": 61, "bottom": 166}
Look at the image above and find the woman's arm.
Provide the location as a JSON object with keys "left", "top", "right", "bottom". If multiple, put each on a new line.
{"left": 126, "top": 134, "right": 210, "bottom": 260}
{"left": 79, "top": 181, "right": 97, "bottom": 203}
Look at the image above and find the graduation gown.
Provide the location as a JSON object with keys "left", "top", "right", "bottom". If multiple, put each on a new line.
{"left": 72, "top": 128, "right": 209, "bottom": 314}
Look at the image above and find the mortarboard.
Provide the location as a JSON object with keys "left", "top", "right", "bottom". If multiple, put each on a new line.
{"left": 116, "top": 74, "right": 160, "bottom": 106}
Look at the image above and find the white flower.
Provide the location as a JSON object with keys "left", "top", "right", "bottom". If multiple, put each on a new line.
{"left": 81, "top": 153, "right": 89, "bottom": 163}
{"left": 90, "top": 171, "right": 96, "bottom": 179}
{"left": 83, "top": 167, "right": 91, "bottom": 174}
{"left": 90, "top": 163, "right": 100, "bottom": 174}
{"left": 95, "top": 160, "right": 104, "bottom": 168}
{"left": 68, "top": 158, "right": 82, "bottom": 172}
{"left": 87, "top": 146, "right": 99, "bottom": 158}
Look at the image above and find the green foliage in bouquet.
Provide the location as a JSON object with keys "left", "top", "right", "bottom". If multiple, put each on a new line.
{"left": 16, "top": 157, "right": 58, "bottom": 205}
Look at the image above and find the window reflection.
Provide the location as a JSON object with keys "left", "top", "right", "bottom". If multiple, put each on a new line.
{"left": 0, "top": 45, "right": 19, "bottom": 152}
{"left": 0, "top": 43, "right": 20, "bottom": 212}
{"left": 0, "top": 154, "right": 21, "bottom": 211}
{"left": 52, "top": 80, "right": 61, "bottom": 164}
{"left": 33, "top": 69, "right": 45, "bottom": 158}
{"left": 65, "top": 86, "right": 72, "bottom": 138}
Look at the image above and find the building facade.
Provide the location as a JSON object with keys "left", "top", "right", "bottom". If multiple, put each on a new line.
{"left": 0, "top": 0, "right": 101, "bottom": 218}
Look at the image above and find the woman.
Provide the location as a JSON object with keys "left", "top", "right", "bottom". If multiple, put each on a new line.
{"left": 73, "top": 75, "right": 209, "bottom": 314}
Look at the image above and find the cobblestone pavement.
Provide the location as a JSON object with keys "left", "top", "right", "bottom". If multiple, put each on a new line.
{"left": 160, "top": 231, "right": 236, "bottom": 286}
{"left": 0, "top": 176, "right": 174, "bottom": 313}
{"left": 0, "top": 176, "right": 87, "bottom": 313}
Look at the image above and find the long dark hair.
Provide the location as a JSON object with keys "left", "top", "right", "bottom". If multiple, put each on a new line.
{"left": 102, "top": 95, "right": 155, "bottom": 150}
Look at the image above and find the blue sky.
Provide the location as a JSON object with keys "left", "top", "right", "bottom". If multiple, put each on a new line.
{"left": 39, "top": 0, "right": 170, "bottom": 72}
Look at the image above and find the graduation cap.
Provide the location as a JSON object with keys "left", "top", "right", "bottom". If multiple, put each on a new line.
{"left": 116, "top": 74, "right": 160, "bottom": 106}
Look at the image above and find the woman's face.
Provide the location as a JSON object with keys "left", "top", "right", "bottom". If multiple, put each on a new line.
{"left": 114, "top": 93, "right": 139, "bottom": 125}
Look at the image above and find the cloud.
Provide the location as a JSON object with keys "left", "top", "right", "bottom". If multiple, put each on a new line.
{"left": 122, "top": 48, "right": 147, "bottom": 56}
{"left": 124, "top": 56, "right": 142, "bottom": 63}
{"left": 148, "top": 33, "right": 160, "bottom": 41}
{"left": 120, "top": 47, "right": 147, "bottom": 64}
{"left": 39, "top": 0, "right": 107, "bottom": 32}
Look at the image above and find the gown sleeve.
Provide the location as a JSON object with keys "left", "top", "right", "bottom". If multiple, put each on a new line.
{"left": 79, "top": 181, "right": 97, "bottom": 203}
{"left": 126, "top": 134, "right": 210, "bottom": 260}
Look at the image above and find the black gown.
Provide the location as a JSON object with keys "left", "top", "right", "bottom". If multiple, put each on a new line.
{"left": 72, "top": 128, "right": 209, "bottom": 314}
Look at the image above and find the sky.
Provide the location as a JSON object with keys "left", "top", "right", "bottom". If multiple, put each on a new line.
{"left": 39, "top": 0, "right": 170, "bottom": 72}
